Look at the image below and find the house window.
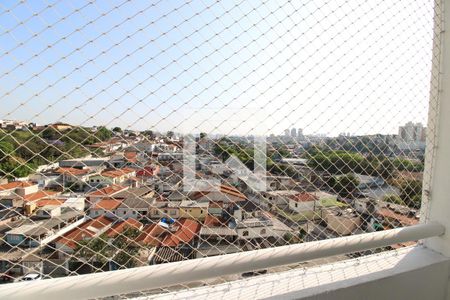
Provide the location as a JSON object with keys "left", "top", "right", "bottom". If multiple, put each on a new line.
{"left": 142, "top": 211, "right": 147, "bottom": 215}
{"left": 200, "top": 210, "right": 203, "bottom": 214}
{"left": 96, "top": 179, "right": 100, "bottom": 183}
{"left": 133, "top": 211, "right": 137, "bottom": 215}
{"left": 260, "top": 229, "right": 266, "bottom": 234}
{"left": 243, "top": 231, "right": 249, "bottom": 237}
{"left": 295, "top": 203, "right": 298, "bottom": 208}
{"left": 164, "top": 210, "right": 168, "bottom": 213}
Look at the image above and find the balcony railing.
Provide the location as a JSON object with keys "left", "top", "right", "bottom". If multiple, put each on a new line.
{"left": 0, "top": 0, "right": 449, "bottom": 299}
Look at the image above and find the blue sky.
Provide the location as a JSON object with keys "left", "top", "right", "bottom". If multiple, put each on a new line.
{"left": 0, "top": 0, "right": 436, "bottom": 136}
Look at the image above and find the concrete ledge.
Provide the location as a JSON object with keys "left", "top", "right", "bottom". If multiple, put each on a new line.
{"left": 147, "top": 246, "right": 449, "bottom": 300}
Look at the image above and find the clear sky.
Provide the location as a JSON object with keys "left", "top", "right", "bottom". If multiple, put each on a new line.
{"left": 0, "top": 0, "right": 436, "bottom": 136}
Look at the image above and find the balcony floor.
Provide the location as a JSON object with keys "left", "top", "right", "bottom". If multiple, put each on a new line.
{"left": 143, "top": 246, "right": 449, "bottom": 300}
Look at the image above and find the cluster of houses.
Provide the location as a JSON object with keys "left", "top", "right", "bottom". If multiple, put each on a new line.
{"left": 0, "top": 135, "right": 421, "bottom": 281}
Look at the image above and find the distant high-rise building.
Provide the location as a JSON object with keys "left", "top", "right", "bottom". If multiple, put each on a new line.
{"left": 291, "top": 128, "right": 297, "bottom": 137}
{"left": 398, "top": 122, "right": 426, "bottom": 143}
{"left": 297, "top": 128, "right": 303, "bottom": 137}
{"left": 284, "top": 129, "right": 290, "bottom": 137}
{"left": 397, "top": 122, "right": 426, "bottom": 151}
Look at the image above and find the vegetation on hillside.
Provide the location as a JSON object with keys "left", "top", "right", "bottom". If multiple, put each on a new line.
{"left": 0, "top": 126, "right": 112, "bottom": 178}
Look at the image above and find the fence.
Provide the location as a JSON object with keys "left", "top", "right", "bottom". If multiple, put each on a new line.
{"left": 0, "top": 0, "right": 440, "bottom": 298}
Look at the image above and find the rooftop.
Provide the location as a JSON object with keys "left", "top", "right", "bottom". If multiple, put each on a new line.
{"left": 179, "top": 200, "right": 209, "bottom": 208}
{"left": 0, "top": 181, "right": 35, "bottom": 191}
{"left": 88, "top": 185, "right": 128, "bottom": 197}
{"left": 24, "top": 190, "right": 59, "bottom": 202}
{"left": 91, "top": 199, "right": 123, "bottom": 210}
{"left": 55, "top": 215, "right": 114, "bottom": 249}
{"left": 100, "top": 167, "right": 136, "bottom": 178}
{"left": 290, "top": 192, "right": 319, "bottom": 203}
{"left": 161, "top": 219, "right": 201, "bottom": 247}
{"left": 55, "top": 167, "right": 92, "bottom": 176}
{"left": 106, "top": 219, "right": 143, "bottom": 238}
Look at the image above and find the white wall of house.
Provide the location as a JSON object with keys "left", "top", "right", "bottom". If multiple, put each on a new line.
{"left": 36, "top": 206, "right": 61, "bottom": 218}
{"left": 88, "top": 175, "right": 115, "bottom": 185}
{"left": 115, "top": 207, "right": 149, "bottom": 219}
{"left": 289, "top": 199, "right": 316, "bottom": 213}
{"left": 236, "top": 225, "right": 287, "bottom": 240}
{"left": 88, "top": 209, "right": 117, "bottom": 219}
{"left": 15, "top": 184, "right": 39, "bottom": 196}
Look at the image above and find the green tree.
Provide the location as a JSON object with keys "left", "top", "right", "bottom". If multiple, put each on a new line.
{"left": 42, "top": 127, "right": 61, "bottom": 140}
{"left": 142, "top": 130, "right": 155, "bottom": 139}
{"left": 112, "top": 127, "right": 122, "bottom": 133}
{"left": 383, "top": 194, "right": 404, "bottom": 205}
{"left": 399, "top": 179, "right": 422, "bottom": 208}
{"left": 94, "top": 127, "right": 113, "bottom": 141}
{"left": 331, "top": 173, "right": 360, "bottom": 198}
{"left": 0, "top": 141, "right": 14, "bottom": 158}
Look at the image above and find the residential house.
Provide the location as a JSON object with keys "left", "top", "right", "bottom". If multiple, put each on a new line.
{"left": 59, "top": 157, "right": 109, "bottom": 168}
{"left": 197, "top": 215, "right": 238, "bottom": 258}
{"left": 288, "top": 192, "right": 319, "bottom": 214}
{"left": 324, "top": 208, "right": 362, "bottom": 235}
{"left": 190, "top": 185, "right": 247, "bottom": 208}
{"left": 0, "top": 181, "right": 38, "bottom": 197}
{"left": 208, "top": 202, "right": 224, "bottom": 217}
{"left": 235, "top": 212, "right": 292, "bottom": 242}
{"left": 88, "top": 168, "right": 136, "bottom": 186}
{"left": 151, "top": 219, "right": 201, "bottom": 265}
{"left": 136, "top": 165, "right": 160, "bottom": 178}
{"left": 377, "top": 207, "right": 419, "bottom": 228}
{"left": 88, "top": 199, "right": 122, "bottom": 219}
{"left": 179, "top": 200, "right": 209, "bottom": 221}
{"left": 115, "top": 196, "right": 153, "bottom": 220}
{"left": 105, "top": 218, "right": 143, "bottom": 239}
{"left": 149, "top": 199, "right": 180, "bottom": 220}
{"left": 5, "top": 211, "right": 84, "bottom": 248}
{"left": 55, "top": 216, "right": 114, "bottom": 256}
{"left": 265, "top": 175, "right": 297, "bottom": 191}
{"left": 112, "top": 186, "right": 154, "bottom": 199}
{"left": 261, "top": 190, "right": 299, "bottom": 209}
{"left": 87, "top": 185, "right": 129, "bottom": 204}
{"left": 35, "top": 205, "right": 61, "bottom": 218}
{"left": 55, "top": 167, "right": 96, "bottom": 190}
{"left": 137, "top": 223, "right": 170, "bottom": 248}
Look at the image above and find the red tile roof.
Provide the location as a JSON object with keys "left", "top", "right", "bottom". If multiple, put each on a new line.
{"left": 136, "top": 166, "right": 158, "bottom": 177}
{"left": 204, "top": 214, "right": 225, "bottom": 227}
{"left": 88, "top": 185, "right": 128, "bottom": 197}
{"left": 55, "top": 167, "right": 91, "bottom": 176}
{"left": 161, "top": 219, "right": 201, "bottom": 247}
{"left": 136, "top": 224, "right": 169, "bottom": 247}
{"left": 91, "top": 199, "right": 122, "bottom": 210}
{"left": 106, "top": 219, "right": 143, "bottom": 238}
{"left": 0, "top": 181, "right": 35, "bottom": 191}
{"left": 191, "top": 185, "right": 247, "bottom": 201}
{"left": 290, "top": 192, "right": 318, "bottom": 203}
{"left": 101, "top": 168, "right": 135, "bottom": 178}
{"left": 124, "top": 152, "right": 137, "bottom": 163}
{"left": 24, "top": 190, "right": 59, "bottom": 202}
{"left": 378, "top": 208, "right": 419, "bottom": 226}
{"left": 220, "top": 185, "right": 247, "bottom": 200}
{"left": 36, "top": 199, "right": 65, "bottom": 207}
{"left": 56, "top": 216, "right": 114, "bottom": 249}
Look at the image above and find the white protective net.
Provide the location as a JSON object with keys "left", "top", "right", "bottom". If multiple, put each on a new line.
{"left": 0, "top": 0, "right": 440, "bottom": 297}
